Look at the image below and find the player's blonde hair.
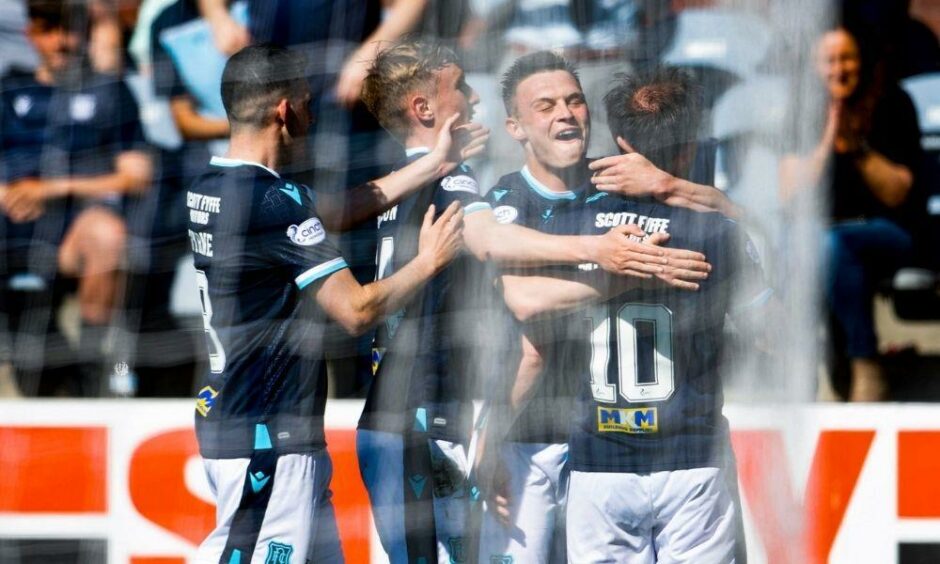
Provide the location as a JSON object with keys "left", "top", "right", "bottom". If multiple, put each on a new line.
{"left": 361, "top": 38, "right": 459, "bottom": 140}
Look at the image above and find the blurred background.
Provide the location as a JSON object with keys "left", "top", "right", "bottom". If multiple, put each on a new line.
{"left": 1, "top": 0, "right": 940, "bottom": 563}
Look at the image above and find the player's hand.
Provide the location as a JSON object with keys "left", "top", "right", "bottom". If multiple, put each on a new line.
{"left": 589, "top": 141, "right": 674, "bottom": 200}
{"left": 473, "top": 432, "right": 512, "bottom": 527}
{"left": 645, "top": 232, "right": 711, "bottom": 291}
{"left": 417, "top": 202, "right": 464, "bottom": 275}
{"left": 206, "top": 12, "right": 250, "bottom": 55}
{"left": 426, "top": 113, "right": 490, "bottom": 177}
{"left": 592, "top": 224, "right": 667, "bottom": 278}
{"left": 335, "top": 50, "right": 371, "bottom": 109}
{"left": 1, "top": 178, "right": 48, "bottom": 223}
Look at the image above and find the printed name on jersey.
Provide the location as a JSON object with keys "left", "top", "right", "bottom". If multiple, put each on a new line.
{"left": 286, "top": 217, "right": 325, "bottom": 246}
{"left": 188, "top": 229, "right": 213, "bottom": 257}
{"left": 597, "top": 406, "right": 658, "bottom": 433}
{"left": 493, "top": 205, "right": 519, "bottom": 224}
{"left": 195, "top": 386, "right": 219, "bottom": 417}
{"left": 595, "top": 212, "right": 671, "bottom": 234}
{"left": 377, "top": 205, "right": 398, "bottom": 228}
{"left": 441, "top": 174, "right": 478, "bottom": 194}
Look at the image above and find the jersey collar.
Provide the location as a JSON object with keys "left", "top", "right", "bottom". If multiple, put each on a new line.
{"left": 405, "top": 146, "right": 431, "bottom": 157}
{"left": 521, "top": 166, "right": 578, "bottom": 201}
{"left": 210, "top": 156, "right": 281, "bottom": 179}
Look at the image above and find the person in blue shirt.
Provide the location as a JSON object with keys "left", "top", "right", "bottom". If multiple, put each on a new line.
{"left": 500, "top": 67, "right": 771, "bottom": 563}
{"left": 188, "top": 42, "right": 474, "bottom": 564}
{"left": 356, "top": 39, "right": 714, "bottom": 564}
{"left": 0, "top": 0, "right": 151, "bottom": 395}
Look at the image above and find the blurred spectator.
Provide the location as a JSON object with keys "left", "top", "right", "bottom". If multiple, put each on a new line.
{"left": 0, "top": 0, "right": 151, "bottom": 396}
{"left": 779, "top": 26, "right": 923, "bottom": 401}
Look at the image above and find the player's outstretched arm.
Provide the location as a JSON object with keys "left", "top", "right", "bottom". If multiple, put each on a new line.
{"left": 463, "top": 211, "right": 710, "bottom": 285}
{"left": 589, "top": 137, "right": 741, "bottom": 219}
{"left": 501, "top": 273, "right": 612, "bottom": 323}
{"left": 314, "top": 202, "right": 463, "bottom": 335}
{"left": 316, "top": 113, "right": 489, "bottom": 231}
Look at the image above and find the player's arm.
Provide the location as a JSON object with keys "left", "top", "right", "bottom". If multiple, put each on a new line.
{"left": 335, "top": 0, "right": 429, "bottom": 107}
{"left": 1, "top": 151, "right": 152, "bottom": 223}
{"left": 170, "top": 96, "right": 230, "bottom": 140}
{"left": 314, "top": 202, "right": 463, "bottom": 336}
{"left": 589, "top": 137, "right": 741, "bottom": 218}
{"left": 198, "top": 0, "right": 250, "bottom": 55}
{"left": 500, "top": 272, "right": 617, "bottom": 323}
{"left": 315, "top": 114, "right": 489, "bottom": 231}
{"left": 463, "top": 211, "right": 710, "bottom": 284}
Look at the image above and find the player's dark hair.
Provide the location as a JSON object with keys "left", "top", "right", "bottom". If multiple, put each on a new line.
{"left": 361, "top": 37, "right": 460, "bottom": 140}
{"left": 27, "top": 0, "right": 87, "bottom": 32}
{"left": 604, "top": 67, "right": 702, "bottom": 175}
{"left": 500, "top": 51, "right": 581, "bottom": 115}
{"left": 221, "top": 43, "right": 308, "bottom": 130}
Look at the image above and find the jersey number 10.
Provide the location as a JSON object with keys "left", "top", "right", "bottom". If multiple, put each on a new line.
{"left": 584, "top": 303, "right": 675, "bottom": 403}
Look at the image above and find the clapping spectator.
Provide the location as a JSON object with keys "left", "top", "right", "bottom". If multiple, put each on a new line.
{"left": 780, "top": 26, "right": 923, "bottom": 401}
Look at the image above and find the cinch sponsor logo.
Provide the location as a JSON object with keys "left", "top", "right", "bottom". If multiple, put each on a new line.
{"left": 493, "top": 205, "right": 518, "bottom": 224}
{"left": 441, "top": 174, "right": 478, "bottom": 194}
{"left": 597, "top": 407, "right": 658, "bottom": 433}
{"left": 286, "top": 217, "right": 325, "bottom": 246}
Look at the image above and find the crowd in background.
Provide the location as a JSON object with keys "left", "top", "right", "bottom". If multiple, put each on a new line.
{"left": 1, "top": 0, "right": 939, "bottom": 402}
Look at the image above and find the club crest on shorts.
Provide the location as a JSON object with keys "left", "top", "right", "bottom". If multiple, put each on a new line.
{"left": 447, "top": 537, "right": 466, "bottom": 563}
{"left": 265, "top": 541, "right": 293, "bottom": 564}
{"left": 597, "top": 407, "right": 658, "bottom": 433}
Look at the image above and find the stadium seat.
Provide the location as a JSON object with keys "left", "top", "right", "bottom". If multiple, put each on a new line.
{"left": 893, "top": 73, "right": 940, "bottom": 320}
{"left": 660, "top": 9, "right": 774, "bottom": 108}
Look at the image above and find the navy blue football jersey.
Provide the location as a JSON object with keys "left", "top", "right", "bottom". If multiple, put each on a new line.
{"left": 486, "top": 167, "right": 585, "bottom": 444}
{"left": 548, "top": 190, "right": 770, "bottom": 473}
{"left": 188, "top": 157, "right": 349, "bottom": 458}
{"left": 359, "top": 148, "right": 491, "bottom": 442}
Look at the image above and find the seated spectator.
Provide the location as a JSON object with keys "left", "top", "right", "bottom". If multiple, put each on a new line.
{"left": 0, "top": 0, "right": 151, "bottom": 395}
{"left": 779, "top": 26, "right": 922, "bottom": 401}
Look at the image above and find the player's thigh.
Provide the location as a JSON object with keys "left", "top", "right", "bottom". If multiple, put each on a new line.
{"left": 479, "top": 442, "right": 568, "bottom": 564}
{"left": 566, "top": 471, "right": 655, "bottom": 564}
{"left": 429, "top": 438, "right": 472, "bottom": 563}
{"left": 653, "top": 467, "right": 736, "bottom": 564}
{"left": 356, "top": 429, "right": 407, "bottom": 562}
{"left": 58, "top": 206, "right": 126, "bottom": 274}
{"left": 249, "top": 451, "right": 344, "bottom": 564}
{"left": 196, "top": 457, "right": 251, "bottom": 564}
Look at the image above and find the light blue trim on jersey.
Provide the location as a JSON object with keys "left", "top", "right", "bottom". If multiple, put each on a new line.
{"left": 464, "top": 202, "right": 492, "bottom": 215}
{"left": 254, "top": 423, "right": 273, "bottom": 450}
{"left": 405, "top": 146, "right": 431, "bottom": 157}
{"left": 229, "top": 549, "right": 242, "bottom": 564}
{"left": 585, "top": 191, "right": 609, "bottom": 203}
{"left": 209, "top": 156, "right": 281, "bottom": 178}
{"left": 521, "top": 166, "right": 577, "bottom": 201}
{"left": 414, "top": 408, "right": 428, "bottom": 432}
{"left": 731, "top": 287, "right": 774, "bottom": 315}
{"left": 295, "top": 257, "right": 349, "bottom": 290}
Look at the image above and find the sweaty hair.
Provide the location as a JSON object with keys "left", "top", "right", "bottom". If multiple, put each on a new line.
{"left": 361, "top": 38, "right": 459, "bottom": 140}
{"left": 221, "top": 43, "right": 308, "bottom": 130}
{"left": 27, "top": 0, "right": 87, "bottom": 32}
{"left": 604, "top": 67, "right": 702, "bottom": 174}
{"left": 500, "top": 50, "right": 581, "bottom": 115}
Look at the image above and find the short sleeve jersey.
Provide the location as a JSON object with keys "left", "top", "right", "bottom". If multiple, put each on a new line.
{"left": 486, "top": 167, "right": 585, "bottom": 444}
{"left": 188, "top": 157, "right": 349, "bottom": 459}
{"left": 548, "top": 190, "right": 770, "bottom": 473}
{"left": 359, "top": 149, "right": 491, "bottom": 443}
{"left": 0, "top": 69, "right": 144, "bottom": 184}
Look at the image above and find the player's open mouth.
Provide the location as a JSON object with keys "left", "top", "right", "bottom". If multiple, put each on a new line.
{"left": 555, "top": 128, "right": 582, "bottom": 141}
